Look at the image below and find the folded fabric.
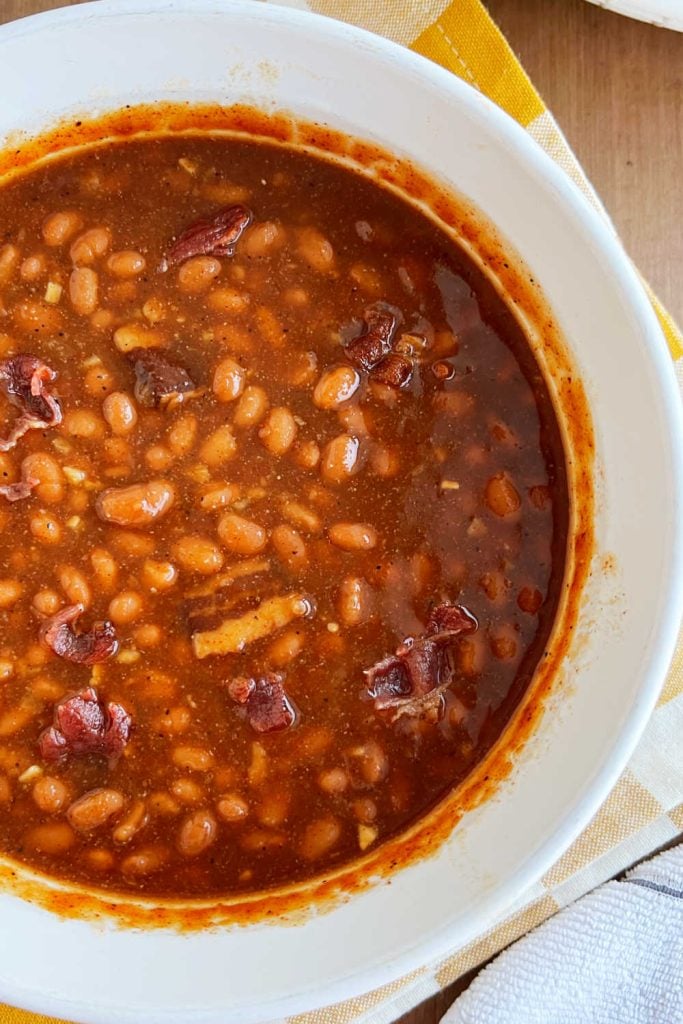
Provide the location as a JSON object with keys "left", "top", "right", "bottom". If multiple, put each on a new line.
{"left": 444, "top": 843, "right": 683, "bottom": 1024}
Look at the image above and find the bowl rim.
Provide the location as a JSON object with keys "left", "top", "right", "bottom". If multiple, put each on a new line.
{"left": 0, "top": 2, "right": 682, "bottom": 1021}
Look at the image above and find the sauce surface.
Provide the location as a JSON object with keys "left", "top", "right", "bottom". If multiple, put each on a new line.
{"left": 0, "top": 136, "right": 567, "bottom": 897}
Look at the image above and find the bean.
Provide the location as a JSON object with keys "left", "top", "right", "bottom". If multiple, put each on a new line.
{"left": 142, "top": 559, "right": 177, "bottom": 592}
{"left": 490, "top": 626, "right": 519, "bottom": 661}
{"left": 20, "top": 254, "right": 46, "bottom": 281}
{"left": 108, "top": 590, "right": 143, "bottom": 625}
{"left": 133, "top": 623, "right": 162, "bottom": 648}
{"left": 350, "top": 741, "right": 388, "bottom": 784}
{"left": 171, "top": 778, "right": 205, "bottom": 806}
{"left": 287, "top": 350, "right": 318, "bottom": 388}
{"left": 318, "top": 768, "right": 349, "bottom": 795}
{"left": 240, "top": 829, "right": 285, "bottom": 852}
{"left": 267, "top": 627, "right": 305, "bottom": 666}
{"left": 84, "top": 363, "right": 116, "bottom": 397}
{"left": 259, "top": 407, "right": 297, "bottom": 456}
{"left": 32, "top": 776, "right": 70, "bottom": 814}
{"left": 353, "top": 797, "right": 377, "bottom": 823}
{"left": 370, "top": 444, "right": 401, "bottom": 478}
{"left": 177, "top": 809, "right": 217, "bottom": 856}
{"left": 70, "top": 226, "right": 112, "bottom": 265}
{"left": 145, "top": 444, "right": 174, "bottom": 472}
{"left": 96, "top": 479, "right": 175, "bottom": 527}
{"left": 178, "top": 256, "right": 221, "bottom": 293}
{"left": 300, "top": 816, "right": 341, "bottom": 860}
{"left": 197, "top": 482, "right": 240, "bottom": 512}
{"left": 485, "top": 473, "right": 521, "bottom": 517}
{"left": 173, "top": 535, "right": 224, "bottom": 575}
{"left": 0, "top": 660, "right": 14, "bottom": 682}
{"left": 30, "top": 675, "right": 62, "bottom": 701}
{"left": 217, "top": 513, "right": 267, "bottom": 555}
{"left": 457, "top": 636, "right": 485, "bottom": 677}
{"left": 271, "top": 524, "right": 308, "bottom": 573}
{"left": 148, "top": 792, "right": 181, "bottom": 817}
{"left": 153, "top": 706, "right": 191, "bottom": 735}
{"left": 217, "top": 793, "right": 249, "bottom": 822}
{"left": 13, "top": 298, "right": 63, "bottom": 336}
{"left": 293, "top": 440, "right": 321, "bottom": 470}
{"left": 233, "top": 384, "right": 269, "bottom": 428}
{"left": 518, "top": 586, "right": 543, "bottom": 614}
{"left": 349, "top": 262, "right": 382, "bottom": 296}
{"left": 321, "top": 434, "right": 360, "bottom": 485}
{"left": 199, "top": 424, "right": 237, "bottom": 467}
{"left": 297, "top": 227, "right": 335, "bottom": 272}
{"left": 21, "top": 452, "right": 65, "bottom": 503}
{"left": 90, "top": 547, "right": 118, "bottom": 591}
{"left": 42, "top": 211, "right": 83, "bottom": 246}
{"left": 69, "top": 267, "right": 99, "bottom": 315}
{"left": 63, "top": 408, "right": 106, "bottom": 439}
{"left": 58, "top": 565, "right": 92, "bottom": 608}
{"left": 0, "top": 775, "right": 12, "bottom": 804}
{"left": 106, "top": 250, "right": 146, "bottom": 278}
{"left": 167, "top": 414, "right": 197, "bottom": 456}
{"left": 109, "top": 530, "right": 156, "bottom": 558}
{"left": 313, "top": 365, "right": 360, "bottom": 409}
{"left": 31, "top": 587, "right": 60, "bottom": 616}
{"left": 529, "top": 484, "right": 551, "bottom": 510}
{"left": 25, "top": 822, "right": 75, "bottom": 855}
{"left": 254, "top": 305, "right": 285, "bottom": 348}
{"left": 172, "top": 746, "right": 214, "bottom": 772}
{"left": 83, "top": 849, "right": 116, "bottom": 872}
{"left": 329, "top": 522, "right": 378, "bottom": 551}
{"left": 207, "top": 287, "right": 249, "bottom": 314}
{"left": 280, "top": 501, "right": 321, "bottom": 535}
{"left": 0, "top": 705, "right": 34, "bottom": 736}
{"left": 113, "top": 323, "right": 163, "bottom": 352}
{"left": 212, "top": 357, "right": 245, "bottom": 403}
{"left": 338, "top": 576, "right": 372, "bottom": 626}
{"left": 0, "top": 578, "right": 22, "bottom": 609}
{"left": 0, "top": 244, "right": 19, "bottom": 284}
{"left": 102, "top": 391, "right": 138, "bottom": 436}
{"left": 257, "top": 787, "right": 290, "bottom": 828}
{"left": 243, "top": 220, "right": 285, "bottom": 257}
{"left": 67, "top": 787, "right": 124, "bottom": 831}
{"left": 121, "top": 845, "right": 169, "bottom": 876}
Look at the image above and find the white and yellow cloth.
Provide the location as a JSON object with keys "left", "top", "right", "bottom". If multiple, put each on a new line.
{"left": 3, "top": 2, "right": 682, "bottom": 1023}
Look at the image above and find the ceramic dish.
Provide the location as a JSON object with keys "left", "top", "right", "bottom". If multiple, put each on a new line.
{"left": 585, "top": 0, "right": 683, "bottom": 31}
{"left": 0, "top": 2, "right": 681, "bottom": 1022}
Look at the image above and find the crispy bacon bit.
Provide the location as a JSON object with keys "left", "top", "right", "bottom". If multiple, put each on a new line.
{"left": 160, "top": 204, "right": 252, "bottom": 270}
{"left": 365, "top": 602, "right": 477, "bottom": 720}
{"left": 0, "top": 354, "right": 62, "bottom": 452}
{"left": 228, "top": 672, "right": 297, "bottom": 733}
{"left": 344, "top": 305, "right": 400, "bottom": 371}
{"left": 371, "top": 352, "right": 413, "bottom": 389}
{"left": 127, "top": 347, "right": 197, "bottom": 408}
{"left": 38, "top": 686, "right": 132, "bottom": 764}
{"left": 39, "top": 603, "right": 119, "bottom": 665}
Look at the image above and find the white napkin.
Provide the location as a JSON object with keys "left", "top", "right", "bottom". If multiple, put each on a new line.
{"left": 443, "top": 843, "right": 683, "bottom": 1024}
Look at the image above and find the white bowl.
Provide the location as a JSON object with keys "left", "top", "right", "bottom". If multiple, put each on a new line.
{"left": 0, "top": 2, "right": 682, "bottom": 1022}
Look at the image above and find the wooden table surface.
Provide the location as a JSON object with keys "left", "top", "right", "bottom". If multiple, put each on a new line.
{"left": 2, "top": 1, "right": 682, "bottom": 1022}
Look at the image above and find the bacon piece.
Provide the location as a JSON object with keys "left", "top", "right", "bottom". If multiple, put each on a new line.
{"left": 228, "top": 673, "right": 297, "bottom": 734}
{"left": 371, "top": 352, "right": 413, "bottom": 389}
{"left": 127, "top": 347, "right": 197, "bottom": 408}
{"left": 39, "top": 603, "right": 119, "bottom": 665}
{"left": 0, "top": 471, "right": 38, "bottom": 502}
{"left": 365, "top": 602, "right": 478, "bottom": 720}
{"left": 38, "top": 687, "right": 132, "bottom": 764}
{"left": 160, "top": 204, "right": 252, "bottom": 270}
{"left": 0, "top": 354, "right": 62, "bottom": 451}
{"left": 344, "top": 305, "right": 400, "bottom": 371}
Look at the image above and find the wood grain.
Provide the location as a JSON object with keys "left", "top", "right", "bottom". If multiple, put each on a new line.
{"left": 1, "top": 2, "right": 680, "bottom": 1023}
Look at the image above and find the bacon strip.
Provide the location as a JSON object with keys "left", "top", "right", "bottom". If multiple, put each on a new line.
{"left": 365, "top": 602, "right": 477, "bottom": 720}
{"left": 0, "top": 469, "right": 38, "bottom": 503}
{"left": 38, "top": 687, "right": 132, "bottom": 764}
{"left": 160, "top": 204, "right": 252, "bottom": 271}
{"left": 0, "top": 354, "right": 62, "bottom": 451}
{"left": 126, "top": 347, "right": 197, "bottom": 408}
{"left": 344, "top": 305, "right": 400, "bottom": 372}
{"left": 228, "top": 673, "right": 297, "bottom": 733}
{"left": 39, "top": 603, "right": 119, "bottom": 665}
